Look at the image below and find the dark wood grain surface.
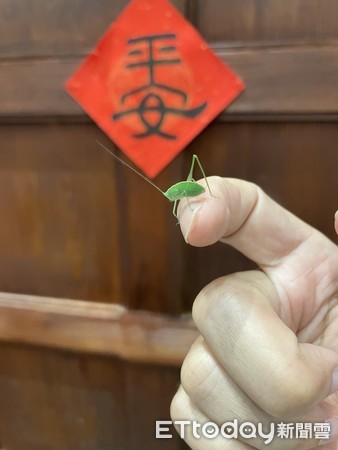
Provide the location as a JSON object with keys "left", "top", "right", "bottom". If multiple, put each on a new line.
{"left": 0, "top": 343, "right": 185, "bottom": 450}
{"left": 191, "top": 0, "right": 338, "bottom": 44}
{"left": 0, "top": 0, "right": 187, "bottom": 59}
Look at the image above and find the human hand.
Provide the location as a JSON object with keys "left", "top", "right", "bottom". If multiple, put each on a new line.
{"left": 171, "top": 177, "right": 338, "bottom": 449}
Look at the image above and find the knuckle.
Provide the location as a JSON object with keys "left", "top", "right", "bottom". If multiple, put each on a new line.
{"left": 180, "top": 344, "right": 218, "bottom": 405}
{"left": 192, "top": 272, "right": 265, "bottom": 330}
{"left": 192, "top": 277, "right": 228, "bottom": 327}
{"left": 170, "top": 387, "right": 186, "bottom": 421}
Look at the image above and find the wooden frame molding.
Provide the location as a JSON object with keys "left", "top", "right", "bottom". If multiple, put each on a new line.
{"left": 0, "top": 292, "right": 197, "bottom": 366}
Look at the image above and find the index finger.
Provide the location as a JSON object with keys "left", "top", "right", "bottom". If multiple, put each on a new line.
{"left": 178, "top": 176, "right": 331, "bottom": 269}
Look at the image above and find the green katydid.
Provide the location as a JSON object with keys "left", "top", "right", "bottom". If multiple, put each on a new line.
{"left": 97, "top": 141, "right": 213, "bottom": 218}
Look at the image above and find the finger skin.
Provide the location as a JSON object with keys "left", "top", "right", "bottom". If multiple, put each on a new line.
{"left": 178, "top": 177, "right": 338, "bottom": 346}
{"left": 192, "top": 270, "right": 338, "bottom": 418}
{"left": 171, "top": 385, "right": 253, "bottom": 450}
{"left": 179, "top": 337, "right": 335, "bottom": 450}
{"left": 335, "top": 211, "right": 338, "bottom": 235}
{"left": 178, "top": 177, "right": 337, "bottom": 270}
{"left": 178, "top": 177, "right": 314, "bottom": 264}
{"left": 176, "top": 178, "right": 338, "bottom": 448}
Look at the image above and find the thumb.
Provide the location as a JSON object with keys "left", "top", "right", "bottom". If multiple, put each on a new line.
{"left": 335, "top": 211, "right": 338, "bottom": 235}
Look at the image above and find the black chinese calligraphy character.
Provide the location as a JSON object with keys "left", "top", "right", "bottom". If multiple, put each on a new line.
{"left": 113, "top": 33, "right": 207, "bottom": 140}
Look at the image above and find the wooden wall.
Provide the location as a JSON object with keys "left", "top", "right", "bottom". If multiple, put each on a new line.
{"left": 0, "top": 1, "right": 338, "bottom": 449}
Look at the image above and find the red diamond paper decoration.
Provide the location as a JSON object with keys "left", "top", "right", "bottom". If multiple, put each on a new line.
{"left": 66, "top": 0, "right": 244, "bottom": 178}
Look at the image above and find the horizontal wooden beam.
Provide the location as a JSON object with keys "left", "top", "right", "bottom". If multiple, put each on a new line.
{"left": 0, "top": 292, "right": 197, "bottom": 366}
{"left": 0, "top": 0, "right": 187, "bottom": 59}
{"left": 220, "top": 46, "right": 338, "bottom": 118}
{"left": 191, "top": 0, "right": 338, "bottom": 44}
{"left": 1, "top": 46, "right": 338, "bottom": 122}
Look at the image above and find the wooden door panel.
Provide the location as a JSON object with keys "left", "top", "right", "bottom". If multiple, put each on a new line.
{"left": 1, "top": 1, "right": 338, "bottom": 449}
{"left": 0, "top": 124, "right": 122, "bottom": 303}
{"left": 0, "top": 122, "right": 337, "bottom": 311}
{"left": 0, "top": 343, "right": 185, "bottom": 450}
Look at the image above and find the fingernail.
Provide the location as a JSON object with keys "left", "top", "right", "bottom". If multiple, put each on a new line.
{"left": 329, "top": 369, "right": 338, "bottom": 396}
{"left": 178, "top": 203, "right": 202, "bottom": 243}
{"left": 319, "top": 416, "right": 338, "bottom": 445}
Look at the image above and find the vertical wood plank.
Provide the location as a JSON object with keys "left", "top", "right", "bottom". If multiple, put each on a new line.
{"left": 124, "top": 362, "right": 184, "bottom": 449}
{"left": 0, "top": 124, "right": 122, "bottom": 302}
{"left": 0, "top": 344, "right": 128, "bottom": 450}
{"left": 114, "top": 145, "right": 185, "bottom": 313}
